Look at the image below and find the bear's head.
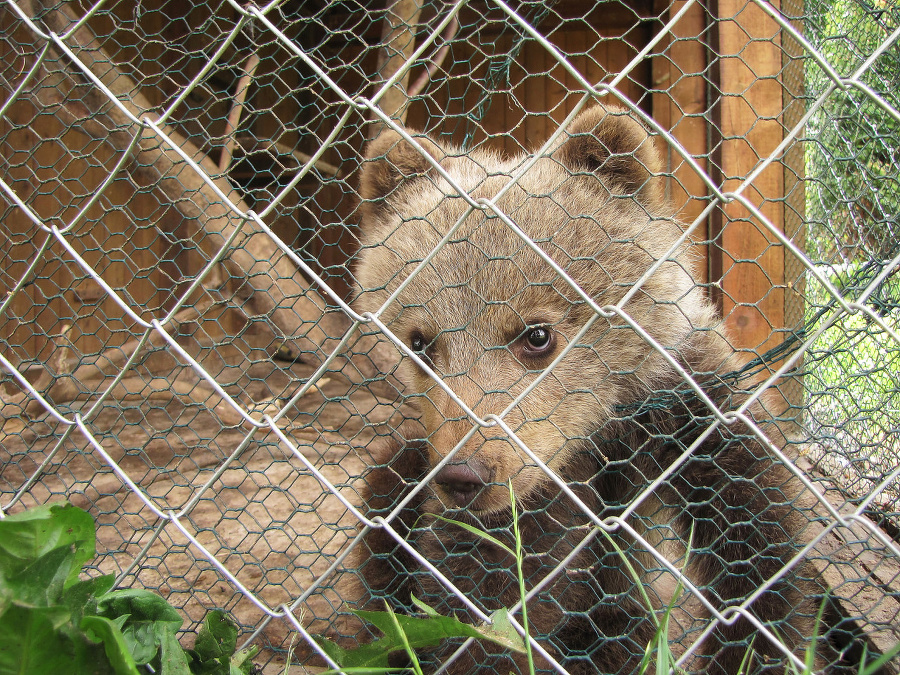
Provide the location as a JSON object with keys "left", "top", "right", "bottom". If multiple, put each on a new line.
{"left": 355, "top": 105, "right": 722, "bottom": 514}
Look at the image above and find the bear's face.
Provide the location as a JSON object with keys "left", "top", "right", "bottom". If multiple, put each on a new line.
{"left": 355, "top": 106, "right": 719, "bottom": 514}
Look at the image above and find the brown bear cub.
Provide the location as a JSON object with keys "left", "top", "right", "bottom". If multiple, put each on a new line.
{"left": 349, "top": 106, "right": 832, "bottom": 674}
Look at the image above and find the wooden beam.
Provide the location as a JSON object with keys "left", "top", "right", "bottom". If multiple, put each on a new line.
{"left": 780, "top": 0, "right": 808, "bottom": 427}
{"left": 370, "top": 0, "right": 423, "bottom": 133}
{"left": 712, "top": 0, "right": 787, "bottom": 357}
{"left": 651, "top": 0, "right": 712, "bottom": 284}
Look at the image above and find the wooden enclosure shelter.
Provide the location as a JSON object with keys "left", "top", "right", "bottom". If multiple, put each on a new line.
{"left": 0, "top": 0, "right": 805, "bottom": 364}
{"left": 3, "top": 0, "right": 899, "bottom": 671}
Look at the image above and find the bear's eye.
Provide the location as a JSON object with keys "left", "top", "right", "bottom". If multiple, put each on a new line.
{"left": 409, "top": 331, "right": 427, "bottom": 354}
{"left": 521, "top": 326, "right": 554, "bottom": 355}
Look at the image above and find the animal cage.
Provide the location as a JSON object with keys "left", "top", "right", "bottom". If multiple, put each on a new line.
{"left": 0, "top": 0, "right": 898, "bottom": 672}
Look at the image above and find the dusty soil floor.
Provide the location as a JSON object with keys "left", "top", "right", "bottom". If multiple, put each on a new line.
{"left": 2, "top": 338, "right": 900, "bottom": 673}
{"left": 0, "top": 340, "right": 404, "bottom": 672}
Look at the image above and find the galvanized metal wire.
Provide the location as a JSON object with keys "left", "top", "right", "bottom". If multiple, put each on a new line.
{"left": 1, "top": 0, "right": 898, "bottom": 672}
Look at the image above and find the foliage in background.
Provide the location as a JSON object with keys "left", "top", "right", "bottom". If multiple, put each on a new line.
{"left": 802, "top": 269, "right": 900, "bottom": 501}
{"left": 802, "top": 0, "right": 900, "bottom": 494}
{"left": 0, "top": 502, "right": 259, "bottom": 675}
{"left": 805, "top": 0, "right": 900, "bottom": 264}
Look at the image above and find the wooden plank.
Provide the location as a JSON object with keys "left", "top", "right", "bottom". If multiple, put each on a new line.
{"left": 0, "top": 5, "right": 240, "bottom": 363}
{"left": 562, "top": 24, "right": 589, "bottom": 119}
{"left": 779, "top": 0, "right": 808, "bottom": 428}
{"left": 713, "top": 0, "right": 787, "bottom": 355}
{"left": 0, "top": 22, "right": 42, "bottom": 363}
{"left": 796, "top": 456, "right": 900, "bottom": 671}
{"left": 651, "top": 0, "right": 711, "bottom": 284}
{"left": 523, "top": 37, "right": 549, "bottom": 151}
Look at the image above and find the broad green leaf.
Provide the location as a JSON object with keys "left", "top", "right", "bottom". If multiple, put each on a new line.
{"left": 0, "top": 545, "right": 76, "bottom": 606}
{"left": 409, "top": 596, "right": 525, "bottom": 654}
{"left": 120, "top": 618, "right": 161, "bottom": 664}
{"left": 479, "top": 607, "right": 527, "bottom": 654}
{"left": 312, "top": 634, "right": 391, "bottom": 669}
{"left": 408, "top": 595, "right": 439, "bottom": 619}
{"left": 383, "top": 604, "right": 424, "bottom": 675}
{"left": 0, "top": 503, "right": 95, "bottom": 590}
{"left": 0, "top": 603, "right": 77, "bottom": 675}
{"left": 160, "top": 610, "right": 256, "bottom": 675}
{"left": 62, "top": 574, "right": 117, "bottom": 625}
{"left": 98, "top": 588, "right": 184, "bottom": 666}
{"left": 99, "top": 588, "right": 184, "bottom": 625}
{"left": 158, "top": 626, "right": 192, "bottom": 675}
{"left": 0, "top": 504, "right": 255, "bottom": 675}
{"left": 81, "top": 614, "right": 141, "bottom": 675}
{"left": 188, "top": 610, "right": 244, "bottom": 673}
{"left": 192, "top": 609, "right": 238, "bottom": 664}
{"left": 229, "top": 645, "right": 260, "bottom": 675}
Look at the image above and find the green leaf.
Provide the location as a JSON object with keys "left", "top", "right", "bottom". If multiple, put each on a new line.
{"left": 121, "top": 618, "right": 161, "bottom": 664}
{"left": 97, "top": 588, "right": 184, "bottom": 667}
{"left": 99, "top": 588, "right": 184, "bottom": 625}
{"left": 174, "top": 611, "right": 258, "bottom": 675}
{"left": 0, "top": 504, "right": 255, "bottom": 675}
{"left": 0, "top": 603, "right": 77, "bottom": 675}
{"left": 384, "top": 604, "right": 424, "bottom": 675}
{"left": 229, "top": 645, "right": 259, "bottom": 675}
{"left": 313, "top": 633, "right": 392, "bottom": 669}
{"left": 478, "top": 607, "right": 528, "bottom": 654}
{"left": 62, "top": 575, "right": 117, "bottom": 625}
{"left": 0, "top": 503, "right": 95, "bottom": 591}
{"left": 314, "top": 601, "right": 526, "bottom": 669}
{"left": 409, "top": 595, "right": 440, "bottom": 618}
{"left": 0, "top": 544, "right": 77, "bottom": 607}
{"left": 158, "top": 626, "right": 193, "bottom": 675}
{"left": 194, "top": 609, "right": 238, "bottom": 660}
{"left": 409, "top": 596, "right": 525, "bottom": 654}
{"left": 81, "top": 615, "right": 141, "bottom": 675}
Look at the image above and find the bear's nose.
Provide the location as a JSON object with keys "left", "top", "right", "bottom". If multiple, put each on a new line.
{"left": 434, "top": 462, "right": 487, "bottom": 508}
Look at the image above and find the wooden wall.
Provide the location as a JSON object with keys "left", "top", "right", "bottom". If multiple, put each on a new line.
{"left": 0, "top": 0, "right": 801, "bottom": 367}
{"left": 405, "top": 4, "right": 652, "bottom": 153}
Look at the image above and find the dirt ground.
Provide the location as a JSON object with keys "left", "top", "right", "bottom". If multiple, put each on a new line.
{"left": 0, "top": 339, "right": 405, "bottom": 671}
{"left": 2, "top": 339, "right": 900, "bottom": 673}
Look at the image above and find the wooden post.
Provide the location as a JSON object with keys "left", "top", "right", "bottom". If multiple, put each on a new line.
{"left": 780, "top": 0, "right": 808, "bottom": 425}
{"left": 654, "top": 0, "right": 805, "bottom": 421}
{"left": 711, "top": 0, "right": 787, "bottom": 358}
{"left": 370, "top": 0, "right": 423, "bottom": 134}
{"left": 651, "top": 0, "right": 713, "bottom": 284}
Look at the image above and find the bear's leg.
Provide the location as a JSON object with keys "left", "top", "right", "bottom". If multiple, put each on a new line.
{"left": 675, "top": 453, "right": 825, "bottom": 674}
{"left": 579, "top": 536, "right": 661, "bottom": 674}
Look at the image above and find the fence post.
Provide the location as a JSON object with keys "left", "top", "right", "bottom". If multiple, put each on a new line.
{"left": 651, "top": 0, "right": 715, "bottom": 286}
{"left": 780, "top": 0, "right": 808, "bottom": 427}
{"left": 709, "top": 0, "right": 788, "bottom": 360}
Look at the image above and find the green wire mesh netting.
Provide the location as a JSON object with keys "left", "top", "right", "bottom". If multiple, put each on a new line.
{"left": 1, "top": 0, "right": 899, "bottom": 673}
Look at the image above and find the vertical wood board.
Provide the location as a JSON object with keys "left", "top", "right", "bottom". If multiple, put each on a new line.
{"left": 713, "top": 0, "right": 787, "bottom": 356}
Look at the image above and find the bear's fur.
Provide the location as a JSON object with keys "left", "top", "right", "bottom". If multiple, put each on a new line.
{"left": 349, "top": 106, "right": 831, "bottom": 674}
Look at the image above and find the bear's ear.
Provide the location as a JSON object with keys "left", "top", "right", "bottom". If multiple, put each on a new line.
{"left": 358, "top": 128, "right": 442, "bottom": 223}
{"left": 553, "top": 105, "right": 665, "bottom": 211}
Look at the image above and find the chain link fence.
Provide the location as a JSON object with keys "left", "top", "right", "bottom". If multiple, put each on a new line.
{"left": 1, "top": 0, "right": 899, "bottom": 672}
